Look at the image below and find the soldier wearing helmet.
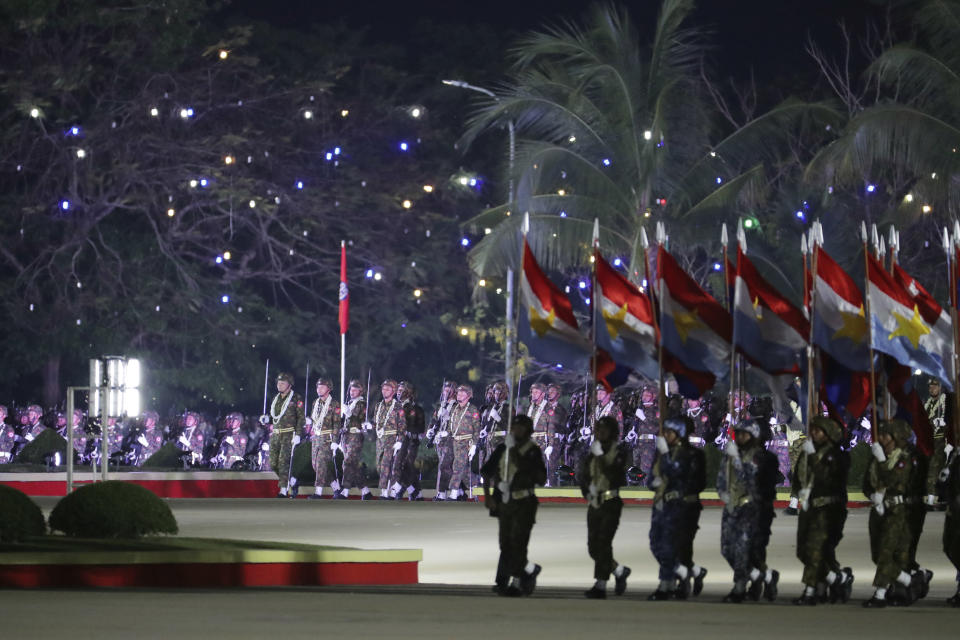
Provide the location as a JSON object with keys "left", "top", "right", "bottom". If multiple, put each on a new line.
{"left": 133, "top": 410, "right": 164, "bottom": 464}
{"left": 446, "top": 383, "right": 480, "bottom": 501}
{"left": 428, "top": 380, "right": 458, "bottom": 501}
{"left": 924, "top": 377, "right": 950, "bottom": 509}
{"left": 262, "top": 371, "right": 306, "bottom": 498}
{"left": 306, "top": 378, "right": 341, "bottom": 499}
{"left": 0, "top": 405, "right": 16, "bottom": 464}
{"left": 367, "top": 379, "right": 407, "bottom": 499}
{"left": 21, "top": 404, "right": 46, "bottom": 443}
{"left": 338, "top": 378, "right": 368, "bottom": 499}
{"left": 216, "top": 412, "right": 249, "bottom": 470}
{"left": 396, "top": 381, "right": 426, "bottom": 500}
{"left": 543, "top": 383, "right": 568, "bottom": 486}
{"left": 483, "top": 381, "right": 509, "bottom": 460}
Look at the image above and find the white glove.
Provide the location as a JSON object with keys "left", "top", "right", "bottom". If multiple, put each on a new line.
{"left": 769, "top": 416, "right": 778, "bottom": 426}
{"left": 650, "top": 476, "right": 663, "bottom": 488}
{"left": 798, "top": 487, "right": 811, "bottom": 512}
{"left": 801, "top": 439, "right": 816, "bottom": 455}
{"left": 505, "top": 433, "right": 516, "bottom": 448}
{"left": 259, "top": 415, "right": 270, "bottom": 425}
{"left": 468, "top": 444, "right": 476, "bottom": 460}
{"left": 488, "top": 407, "right": 500, "bottom": 422}
{"left": 724, "top": 440, "right": 739, "bottom": 458}
{"left": 945, "top": 443, "right": 954, "bottom": 457}
{"left": 635, "top": 408, "right": 646, "bottom": 421}
{"left": 438, "top": 406, "right": 450, "bottom": 418}
{"left": 261, "top": 442, "right": 269, "bottom": 451}
{"left": 870, "top": 442, "right": 886, "bottom": 463}
{"left": 330, "top": 442, "right": 339, "bottom": 452}
{"left": 178, "top": 435, "right": 191, "bottom": 447}
{"left": 438, "top": 430, "right": 449, "bottom": 438}
{"left": 137, "top": 434, "right": 149, "bottom": 447}
{"left": 939, "top": 467, "right": 952, "bottom": 483}
{"left": 291, "top": 434, "right": 301, "bottom": 446}
{"left": 925, "top": 494, "right": 937, "bottom": 506}
{"left": 860, "top": 417, "right": 871, "bottom": 430}
{"left": 426, "top": 428, "right": 436, "bottom": 439}
{"left": 478, "top": 429, "right": 488, "bottom": 439}
{"left": 544, "top": 445, "right": 553, "bottom": 457}
{"left": 590, "top": 439, "right": 604, "bottom": 456}
{"left": 25, "top": 433, "right": 35, "bottom": 442}
{"left": 393, "top": 441, "right": 402, "bottom": 452}
{"left": 655, "top": 435, "right": 669, "bottom": 454}
{"left": 871, "top": 491, "right": 885, "bottom": 516}
{"left": 724, "top": 413, "right": 733, "bottom": 424}
{"left": 225, "top": 436, "right": 234, "bottom": 445}
{"left": 362, "top": 421, "right": 373, "bottom": 431}
{"left": 935, "top": 418, "right": 946, "bottom": 428}
{"left": 304, "top": 417, "right": 313, "bottom": 427}
{"left": 580, "top": 426, "right": 592, "bottom": 438}
{"left": 375, "top": 427, "right": 384, "bottom": 439}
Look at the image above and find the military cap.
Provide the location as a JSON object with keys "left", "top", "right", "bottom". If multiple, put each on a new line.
{"left": 398, "top": 380, "right": 415, "bottom": 394}
{"left": 456, "top": 383, "right": 473, "bottom": 397}
{"left": 381, "top": 379, "right": 398, "bottom": 390}
{"left": 809, "top": 415, "right": 843, "bottom": 443}
{"left": 348, "top": 378, "right": 364, "bottom": 390}
{"left": 315, "top": 378, "right": 333, "bottom": 389}
{"left": 26, "top": 404, "right": 43, "bottom": 415}
{"left": 546, "top": 382, "right": 562, "bottom": 392}
{"left": 734, "top": 419, "right": 761, "bottom": 439}
{"left": 276, "top": 372, "right": 294, "bottom": 385}
{"left": 928, "top": 377, "right": 942, "bottom": 386}
{"left": 226, "top": 411, "right": 244, "bottom": 422}
{"left": 142, "top": 411, "right": 159, "bottom": 423}
{"left": 880, "top": 419, "right": 912, "bottom": 445}
{"left": 530, "top": 382, "right": 546, "bottom": 392}
{"left": 492, "top": 381, "right": 508, "bottom": 392}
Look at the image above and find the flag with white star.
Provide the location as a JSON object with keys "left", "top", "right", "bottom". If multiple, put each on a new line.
{"left": 811, "top": 246, "right": 871, "bottom": 372}
{"left": 594, "top": 250, "right": 658, "bottom": 380}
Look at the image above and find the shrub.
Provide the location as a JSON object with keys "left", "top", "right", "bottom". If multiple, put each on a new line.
{"left": 49, "top": 481, "right": 178, "bottom": 538}
{"left": 0, "top": 485, "right": 46, "bottom": 542}
{"left": 16, "top": 429, "right": 67, "bottom": 465}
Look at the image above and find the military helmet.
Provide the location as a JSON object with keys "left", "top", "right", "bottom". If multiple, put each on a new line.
{"left": 348, "top": 378, "right": 364, "bottom": 390}
{"left": 530, "top": 382, "right": 546, "bottom": 392}
{"left": 315, "top": 377, "right": 333, "bottom": 389}
{"left": 26, "top": 404, "right": 43, "bottom": 415}
{"left": 381, "top": 379, "right": 398, "bottom": 390}
{"left": 664, "top": 416, "right": 690, "bottom": 438}
{"left": 276, "top": 372, "right": 294, "bottom": 385}
{"left": 546, "top": 382, "right": 562, "bottom": 392}
{"left": 809, "top": 415, "right": 842, "bottom": 443}
{"left": 456, "top": 383, "right": 473, "bottom": 397}
{"left": 0, "top": 404, "right": 7, "bottom": 416}
{"left": 142, "top": 410, "right": 159, "bottom": 423}
{"left": 880, "top": 419, "right": 912, "bottom": 445}
{"left": 492, "top": 381, "right": 508, "bottom": 393}
{"left": 226, "top": 411, "right": 244, "bottom": 423}
{"left": 398, "top": 380, "right": 416, "bottom": 397}
{"left": 443, "top": 380, "right": 457, "bottom": 389}
{"left": 734, "top": 419, "right": 761, "bottom": 439}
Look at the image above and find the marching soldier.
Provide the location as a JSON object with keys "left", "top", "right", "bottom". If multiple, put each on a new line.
{"left": 482, "top": 381, "right": 509, "bottom": 460}
{"left": 0, "top": 405, "right": 15, "bottom": 464}
{"left": 526, "top": 382, "right": 550, "bottom": 454}
{"left": 863, "top": 419, "right": 923, "bottom": 607}
{"left": 260, "top": 372, "right": 306, "bottom": 498}
{"left": 428, "top": 380, "right": 457, "bottom": 501}
{"left": 717, "top": 419, "right": 781, "bottom": 603}
{"left": 447, "top": 384, "right": 480, "bottom": 501}
{"left": 544, "top": 383, "right": 568, "bottom": 487}
{"left": 594, "top": 385, "right": 623, "bottom": 437}
{"left": 633, "top": 385, "right": 659, "bottom": 479}
{"left": 647, "top": 416, "right": 709, "bottom": 600}
{"left": 941, "top": 442, "right": 960, "bottom": 605}
{"left": 791, "top": 416, "right": 854, "bottom": 605}
{"left": 397, "top": 381, "right": 425, "bottom": 500}
{"left": 366, "top": 379, "right": 406, "bottom": 499}
{"left": 925, "top": 377, "right": 950, "bottom": 509}
{"left": 684, "top": 396, "right": 713, "bottom": 448}
{"left": 217, "top": 412, "right": 248, "bottom": 469}
{"left": 481, "top": 415, "right": 546, "bottom": 596}
{"left": 307, "top": 378, "right": 341, "bottom": 499}
{"left": 580, "top": 416, "right": 632, "bottom": 599}
{"left": 339, "top": 379, "right": 369, "bottom": 499}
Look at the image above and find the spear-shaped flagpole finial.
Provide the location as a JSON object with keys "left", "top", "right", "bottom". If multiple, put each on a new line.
{"left": 944, "top": 226, "right": 951, "bottom": 254}
{"left": 592, "top": 218, "right": 600, "bottom": 247}
{"left": 641, "top": 227, "right": 649, "bottom": 249}
{"left": 522, "top": 212, "right": 530, "bottom": 236}
{"left": 870, "top": 223, "right": 879, "bottom": 250}
{"left": 656, "top": 221, "right": 666, "bottom": 244}
{"left": 801, "top": 233, "right": 808, "bottom": 256}
{"left": 860, "top": 221, "right": 868, "bottom": 243}
{"left": 953, "top": 220, "right": 960, "bottom": 248}
{"left": 737, "top": 221, "right": 747, "bottom": 255}
{"left": 721, "top": 223, "right": 728, "bottom": 248}
{"left": 816, "top": 220, "right": 824, "bottom": 245}
{"left": 879, "top": 236, "right": 886, "bottom": 257}
{"left": 888, "top": 225, "right": 897, "bottom": 253}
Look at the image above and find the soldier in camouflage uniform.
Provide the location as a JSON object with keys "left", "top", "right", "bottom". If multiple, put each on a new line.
{"left": 684, "top": 396, "right": 712, "bottom": 448}
{"left": 580, "top": 416, "right": 632, "bottom": 599}
{"left": 633, "top": 385, "right": 659, "bottom": 480}
{"left": 941, "top": 443, "right": 960, "bottom": 606}
{"left": 791, "top": 416, "right": 854, "bottom": 605}
{"left": 339, "top": 379, "right": 368, "bottom": 499}
{"left": 177, "top": 412, "right": 206, "bottom": 466}
{"left": 307, "top": 378, "right": 341, "bottom": 499}
{"left": 447, "top": 383, "right": 480, "bottom": 500}
{"left": 428, "top": 380, "right": 457, "bottom": 501}
{"left": 367, "top": 379, "right": 406, "bottom": 499}
{"left": 397, "top": 381, "right": 425, "bottom": 500}
{"left": 69, "top": 409, "right": 90, "bottom": 463}
{"left": 482, "top": 381, "right": 509, "bottom": 460}
{"left": 718, "top": 419, "right": 781, "bottom": 603}
{"left": 260, "top": 372, "right": 306, "bottom": 498}
{"left": 862, "top": 419, "right": 924, "bottom": 607}
{"left": 134, "top": 411, "right": 165, "bottom": 465}
{"left": 0, "top": 405, "right": 15, "bottom": 464}
{"left": 525, "top": 382, "right": 549, "bottom": 452}
{"left": 20, "top": 404, "right": 46, "bottom": 444}
{"left": 217, "top": 412, "right": 248, "bottom": 469}
{"left": 925, "top": 378, "right": 950, "bottom": 509}
{"left": 544, "top": 383, "right": 568, "bottom": 487}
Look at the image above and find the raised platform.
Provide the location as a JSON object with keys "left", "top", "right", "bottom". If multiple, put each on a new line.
{"left": 0, "top": 538, "right": 421, "bottom": 588}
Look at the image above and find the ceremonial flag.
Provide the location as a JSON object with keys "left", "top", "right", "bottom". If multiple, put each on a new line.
{"left": 339, "top": 241, "right": 349, "bottom": 334}
{"left": 892, "top": 262, "right": 955, "bottom": 385}
{"left": 811, "top": 246, "right": 870, "bottom": 372}
{"left": 886, "top": 358, "right": 935, "bottom": 456}
{"left": 657, "top": 246, "right": 732, "bottom": 395}
{"left": 518, "top": 239, "right": 591, "bottom": 370}
{"left": 732, "top": 247, "right": 808, "bottom": 375}
{"left": 594, "top": 251, "right": 659, "bottom": 380}
{"left": 867, "top": 253, "right": 953, "bottom": 390}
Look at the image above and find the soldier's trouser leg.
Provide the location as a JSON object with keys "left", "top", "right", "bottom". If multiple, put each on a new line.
{"left": 928, "top": 438, "right": 947, "bottom": 497}
{"left": 498, "top": 498, "right": 538, "bottom": 578}
{"left": 449, "top": 442, "right": 471, "bottom": 492}
{"left": 587, "top": 499, "right": 622, "bottom": 580}
{"left": 749, "top": 507, "right": 774, "bottom": 573}
{"left": 797, "top": 507, "right": 831, "bottom": 586}
{"left": 871, "top": 508, "right": 912, "bottom": 588}
{"left": 944, "top": 509, "right": 960, "bottom": 574}
{"left": 377, "top": 436, "right": 398, "bottom": 492}
{"left": 908, "top": 505, "right": 926, "bottom": 570}
{"left": 638, "top": 441, "right": 656, "bottom": 479}
{"left": 721, "top": 505, "right": 757, "bottom": 583}
{"left": 312, "top": 437, "right": 334, "bottom": 487}
{"left": 649, "top": 503, "right": 680, "bottom": 580}
{"left": 675, "top": 503, "right": 702, "bottom": 570}
{"left": 400, "top": 439, "right": 420, "bottom": 489}
{"left": 340, "top": 434, "right": 364, "bottom": 489}
{"left": 269, "top": 432, "right": 294, "bottom": 488}
{"left": 545, "top": 438, "right": 561, "bottom": 487}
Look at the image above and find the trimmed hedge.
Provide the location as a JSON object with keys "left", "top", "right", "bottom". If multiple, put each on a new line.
{"left": 0, "top": 485, "right": 46, "bottom": 542}
{"left": 49, "top": 481, "right": 178, "bottom": 538}
{"left": 16, "top": 429, "right": 67, "bottom": 465}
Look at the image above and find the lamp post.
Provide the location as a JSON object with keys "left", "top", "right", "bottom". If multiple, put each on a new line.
{"left": 442, "top": 78, "right": 518, "bottom": 413}
{"left": 88, "top": 356, "right": 141, "bottom": 483}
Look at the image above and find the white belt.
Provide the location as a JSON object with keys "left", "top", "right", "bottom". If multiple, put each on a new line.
{"left": 380, "top": 430, "right": 397, "bottom": 437}
{"left": 639, "top": 433, "right": 657, "bottom": 441}
{"left": 688, "top": 436, "right": 705, "bottom": 445}
{"left": 348, "top": 428, "right": 362, "bottom": 434}
{"left": 492, "top": 431, "right": 506, "bottom": 436}
{"left": 454, "top": 434, "right": 473, "bottom": 442}
{"left": 511, "top": 489, "right": 534, "bottom": 500}
{"left": 319, "top": 430, "right": 335, "bottom": 436}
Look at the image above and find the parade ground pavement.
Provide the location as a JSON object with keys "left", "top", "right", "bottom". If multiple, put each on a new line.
{"left": 4, "top": 498, "right": 959, "bottom": 639}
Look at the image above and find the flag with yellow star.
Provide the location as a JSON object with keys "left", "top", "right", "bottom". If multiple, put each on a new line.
{"left": 867, "top": 254, "right": 953, "bottom": 390}
{"left": 658, "top": 246, "right": 732, "bottom": 394}
{"left": 595, "top": 251, "right": 658, "bottom": 380}
{"left": 812, "top": 246, "right": 871, "bottom": 372}
{"left": 517, "top": 239, "right": 592, "bottom": 370}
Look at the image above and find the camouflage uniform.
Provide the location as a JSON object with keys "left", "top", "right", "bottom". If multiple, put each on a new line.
{"left": 309, "top": 391, "right": 341, "bottom": 489}
{"left": 544, "top": 384, "right": 568, "bottom": 487}
{"left": 634, "top": 392, "right": 659, "bottom": 479}
{"left": 339, "top": 381, "right": 367, "bottom": 495}
{"left": 397, "top": 382, "right": 425, "bottom": 499}
{"left": 267, "top": 374, "right": 307, "bottom": 491}
{"left": 448, "top": 386, "right": 480, "bottom": 498}
{"left": 527, "top": 385, "right": 562, "bottom": 487}
{"left": 766, "top": 414, "right": 792, "bottom": 488}
{"left": 373, "top": 380, "right": 406, "bottom": 497}
{"left": 482, "top": 382, "right": 509, "bottom": 461}
{"left": 218, "top": 415, "right": 249, "bottom": 469}
{"left": 685, "top": 397, "right": 713, "bottom": 449}
{"left": 178, "top": 415, "right": 207, "bottom": 466}
{"left": 925, "top": 384, "right": 949, "bottom": 505}
{"left": 941, "top": 446, "right": 960, "bottom": 605}
{"left": 429, "top": 387, "right": 457, "bottom": 497}
{"left": 793, "top": 417, "right": 850, "bottom": 600}
{"left": 0, "top": 410, "right": 15, "bottom": 464}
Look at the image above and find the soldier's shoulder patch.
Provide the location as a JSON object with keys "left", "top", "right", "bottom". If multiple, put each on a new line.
{"left": 547, "top": 409, "right": 554, "bottom": 416}
{"left": 897, "top": 460, "right": 906, "bottom": 469}
{"left": 335, "top": 407, "right": 341, "bottom": 414}
{"left": 297, "top": 401, "right": 304, "bottom": 408}
{"left": 473, "top": 412, "right": 479, "bottom": 419}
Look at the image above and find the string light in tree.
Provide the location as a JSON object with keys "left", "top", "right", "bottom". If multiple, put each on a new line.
{"left": 29, "top": 107, "right": 40, "bottom": 118}
{"left": 219, "top": 49, "right": 229, "bottom": 60}
{"left": 166, "top": 208, "right": 175, "bottom": 217}
{"left": 60, "top": 200, "right": 71, "bottom": 211}
{"left": 303, "top": 110, "right": 314, "bottom": 120}
{"left": 402, "top": 200, "right": 412, "bottom": 209}
{"left": 76, "top": 149, "right": 86, "bottom": 159}
{"left": 224, "top": 155, "right": 235, "bottom": 165}
{"left": 179, "top": 107, "right": 194, "bottom": 119}
{"left": 149, "top": 107, "right": 159, "bottom": 117}
{"left": 422, "top": 184, "right": 434, "bottom": 192}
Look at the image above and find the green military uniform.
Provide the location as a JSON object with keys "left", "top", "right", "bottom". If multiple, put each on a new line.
{"left": 792, "top": 416, "right": 852, "bottom": 604}
{"left": 544, "top": 387, "right": 568, "bottom": 487}
{"left": 309, "top": 386, "right": 341, "bottom": 496}
{"left": 267, "top": 373, "right": 306, "bottom": 495}
{"left": 941, "top": 446, "right": 960, "bottom": 605}
{"left": 373, "top": 381, "right": 407, "bottom": 498}
{"left": 339, "top": 381, "right": 367, "bottom": 498}
{"left": 448, "top": 387, "right": 479, "bottom": 500}
{"left": 924, "top": 384, "right": 949, "bottom": 506}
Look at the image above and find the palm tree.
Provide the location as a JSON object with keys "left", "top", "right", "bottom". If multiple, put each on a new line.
{"left": 460, "top": 0, "right": 841, "bottom": 288}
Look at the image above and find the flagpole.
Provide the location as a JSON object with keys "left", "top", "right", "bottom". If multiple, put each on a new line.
{"left": 639, "top": 226, "right": 662, "bottom": 429}
{"left": 722, "top": 223, "right": 737, "bottom": 430}
{"left": 339, "top": 240, "right": 347, "bottom": 409}
{"left": 591, "top": 219, "right": 600, "bottom": 408}
{"left": 862, "top": 222, "right": 879, "bottom": 443}
{"left": 804, "top": 227, "right": 818, "bottom": 426}
{"left": 655, "top": 223, "right": 667, "bottom": 434}
{"left": 948, "top": 225, "right": 960, "bottom": 448}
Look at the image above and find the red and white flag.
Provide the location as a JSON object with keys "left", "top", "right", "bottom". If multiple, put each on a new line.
{"left": 339, "top": 241, "right": 349, "bottom": 335}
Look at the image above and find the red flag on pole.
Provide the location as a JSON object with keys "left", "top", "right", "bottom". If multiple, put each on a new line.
{"left": 339, "top": 241, "right": 349, "bottom": 334}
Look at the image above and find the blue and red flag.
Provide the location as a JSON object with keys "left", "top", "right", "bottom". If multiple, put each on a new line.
{"left": 594, "top": 251, "right": 659, "bottom": 381}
